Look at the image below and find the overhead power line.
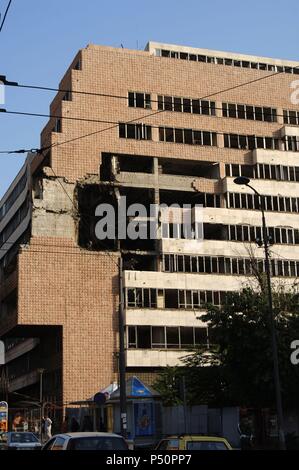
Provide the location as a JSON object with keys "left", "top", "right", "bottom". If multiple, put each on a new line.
{"left": 1, "top": 61, "right": 299, "bottom": 102}
{"left": 0, "top": 0, "right": 12, "bottom": 33}
{"left": 0, "top": 63, "right": 298, "bottom": 155}
{"left": 0, "top": 106, "right": 293, "bottom": 155}
{"left": 0, "top": 105, "right": 291, "bottom": 123}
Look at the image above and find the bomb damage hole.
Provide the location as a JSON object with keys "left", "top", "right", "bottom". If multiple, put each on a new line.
{"left": 77, "top": 184, "right": 156, "bottom": 251}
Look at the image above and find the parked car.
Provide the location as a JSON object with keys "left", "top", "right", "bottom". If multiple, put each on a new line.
{"left": 0, "top": 432, "right": 42, "bottom": 450}
{"left": 155, "top": 435, "right": 233, "bottom": 451}
{"left": 42, "top": 432, "right": 129, "bottom": 450}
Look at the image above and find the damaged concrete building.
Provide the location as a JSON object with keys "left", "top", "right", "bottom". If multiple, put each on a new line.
{"left": 1, "top": 42, "right": 299, "bottom": 421}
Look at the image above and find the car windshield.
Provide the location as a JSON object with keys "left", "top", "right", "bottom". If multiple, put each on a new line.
{"left": 10, "top": 433, "right": 39, "bottom": 443}
{"left": 68, "top": 436, "right": 128, "bottom": 450}
{"left": 187, "top": 440, "right": 228, "bottom": 450}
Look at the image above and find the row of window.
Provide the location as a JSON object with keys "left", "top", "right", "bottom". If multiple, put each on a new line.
{"left": 163, "top": 222, "right": 299, "bottom": 245}
{"left": 283, "top": 109, "right": 299, "bottom": 126}
{"left": 227, "top": 192, "right": 299, "bottom": 213}
{"left": 159, "top": 127, "right": 217, "bottom": 146}
{"left": 225, "top": 134, "right": 299, "bottom": 151}
{"left": 225, "top": 163, "right": 299, "bottom": 182}
{"left": 119, "top": 123, "right": 152, "bottom": 140}
{"left": 126, "top": 287, "right": 231, "bottom": 309}
{"left": 119, "top": 122, "right": 298, "bottom": 152}
{"left": 204, "top": 223, "right": 299, "bottom": 245}
{"left": 163, "top": 254, "right": 299, "bottom": 277}
{"left": 157, "top": 95, "right": 216, "bottom": 115}
{"left": 222, "top": 103, "right": 277, "bottom": 122}
{"left": 128, "top": 325, "right": 213, "bottom": 350}
{"left": 129, "top": 92, "right": 299, "bottom": 129}
{"left": 161, "top": 222, "right": 202, "bottom": 240}
{"left": 155, "top": 48, "right": 299, "bottom": 75}
{"left": 0, "top": 198, "right": 30, "bottom": 248}
{"left": 224, "top": 133, "right": 279, "bottom": 150}
{"left": 0, "top": 172, "right": 27, "bottom": 222}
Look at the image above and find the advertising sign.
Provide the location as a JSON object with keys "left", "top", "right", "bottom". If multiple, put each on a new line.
{"left": 134, "top": 402, "right": 154, "bottom": 437}
{"left": 0, "top": 401, "right": 8, "bottom": 433}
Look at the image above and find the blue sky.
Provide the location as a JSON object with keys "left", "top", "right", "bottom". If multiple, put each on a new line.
{"left": 1, "top": 0, "right": 299, "bottom": 197}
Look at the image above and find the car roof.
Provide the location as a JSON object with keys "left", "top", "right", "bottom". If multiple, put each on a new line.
{"left": 165, "top": 435, "right": 230, "bottom": 442}
{"left": 7, "top": 431, "right": 35, "bottom": 435}
{"left": 51, "top": 432, "right": 124, "bottom": 439}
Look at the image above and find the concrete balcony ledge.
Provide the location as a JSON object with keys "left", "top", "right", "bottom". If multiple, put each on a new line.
{"left": 116, "top": 171, "right": 219, "bottom": 192}
{"left": 5, "top": 338, "right": 39, "bottom": 364}
{"left": 9, "top": 370, "right": 39, "bottom": 392}
{"left": 224, "top": 177, "right": 299, "bottom": 197}
{"left": 126, "top": 349, "right": 189, "bottom": 367}
{"left": 125, "top": 308, "right": 206, "bottom": 327}
{"left": 202, "top": 207, "right": 299, "bottom": 228}
{"left": 124, "top": 270, "right": 296, "bottom": 291}
{"left": 160, "top": 238, "right": 299, "bottom": 259}
{"left": 253, "top": 148, "right": 299, "bottom": 165}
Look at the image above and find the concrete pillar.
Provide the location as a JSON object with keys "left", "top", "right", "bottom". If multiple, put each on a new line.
{"left": 215, "top": 101, "right": 222, "bottom": 118}
{"left": 277, "top": 107, "right": 284, "bottom": 125}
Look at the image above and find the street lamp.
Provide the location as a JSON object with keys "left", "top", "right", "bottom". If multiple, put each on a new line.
{"left": 233, "top": 176, "right": 286, "bottom": 450}
{"left": 37, "top": 368, "right": 45, "bottom": 442}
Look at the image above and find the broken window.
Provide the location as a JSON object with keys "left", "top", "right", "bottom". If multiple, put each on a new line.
{"left": 119, "top": 123, "right": 152, "bottom": 140}
{"left": 128, "top": 92, "right": 151, "bottom": 109}
{"left": 237, "top": 104, "right": 246, "bottom": 119}
{"left": 158, "top": 95, "right": 163, "bottom": 110}
{"left": 194, "top": 328, "right": 207, "bottom": 346}
{"left": 53, "top": 118, "right": 61, "bottom": 133}
{"left": 166, "top": 327, "right": 180, "bottom": 348}
{"left": 174, "top": 97, "right": 182, "bottom": 112}
{"left": 183, "top": 98, "right": 191, "bottom": 113}
{"left": 159, "top": 127, "right": 217, "bottom": 146}
{"left": 137, "top": 326, "right": 151, "bottom": 348}
{"left": 181, "top": 327, "right": 194, "bottom": 348}
{"left": 128, "top": 326, "right": 137, "bottom": 348}
{"left": 158, "top": 94, "right": 215, "bottom": 116}
{"left": 62, "top": 91, "right": 72, "bottom": 101}
{"left": 165, "top": 127, "right": 174, "bottom": 142}
{"left": 184, "top": 129, "right": 193, "bottom": 144}
{"left": 152, "top": 327, "right": 165, "bottom": 348}
{"left": 73, "top": 58, "right": 82, "bottom": 70}
{"left": 283, "top": 109, "right": 299, "bottom": 125}
{"left": 165, "top": 289, "right": 179, "bottom": 308}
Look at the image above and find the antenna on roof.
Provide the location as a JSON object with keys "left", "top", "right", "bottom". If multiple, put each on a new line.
{"left": 121, "top": 44, "right": 124, "bottom": 49}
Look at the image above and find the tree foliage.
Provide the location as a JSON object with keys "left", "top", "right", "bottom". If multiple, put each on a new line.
{"left": 154, "top": 286, "right": 299, "bottom": 408}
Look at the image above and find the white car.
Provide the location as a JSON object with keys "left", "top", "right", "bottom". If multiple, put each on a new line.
{"left": 42, "top": 432, "right": 129, "bottom": 450}
{"left": 0, "top": 432, "right": 42, "bottom": 450}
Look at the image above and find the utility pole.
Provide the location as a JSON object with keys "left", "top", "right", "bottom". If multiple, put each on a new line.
{"left": 118, "top": 256, "right": 127, "bottom": 439}
{"left": 114, "top": 188, "right": 127, "bottom": 439}
{"left": 37, "top": 368, "right": 45, "bottom": 442}
{"left": 234, "top": 176, "right": 286, "bottom": 450}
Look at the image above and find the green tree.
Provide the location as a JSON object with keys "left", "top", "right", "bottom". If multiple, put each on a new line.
{"left": 155, "top": 286, "right": 299, "bottom": 408}
{"left": 193, "top": 286, "right": 299, "bottom": 407}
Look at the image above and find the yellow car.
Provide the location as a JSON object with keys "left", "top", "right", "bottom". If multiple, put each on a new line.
{"left": 155, "top": 435, "right": 233, "bottom": 451}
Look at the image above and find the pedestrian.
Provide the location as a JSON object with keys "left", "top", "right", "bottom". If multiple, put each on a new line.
{"left": 44, "top": 416, "right": 53, "bottom": 440}
{"left": 41, "top": 417, "right": 45, "bottom": 440}
{"left": 34, "top": 421, "right": 39, "bottom": 435}
{"left": 70, "top": 417, "right": 80, "bottom": 432}
{"left": 82, "top": 415, "right": 93, "bottom": 431}
{"left": 61, "top": 416, "right": 69, "bottom": 433}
